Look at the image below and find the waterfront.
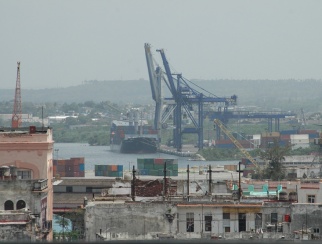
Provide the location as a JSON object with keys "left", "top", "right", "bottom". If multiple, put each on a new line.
{"left": 53, "top": 143, "right": 239, "bottom": 172}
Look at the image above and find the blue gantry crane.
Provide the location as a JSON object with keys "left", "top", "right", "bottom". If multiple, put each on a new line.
{"left": 144, "top": 43, "right": 299, "bottom": 152}
{"left": 144, "top": 43, "right": 237, "bottom": 152}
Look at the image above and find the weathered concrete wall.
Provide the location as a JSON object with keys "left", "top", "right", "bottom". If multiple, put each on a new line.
{"left": 261, "top": 202, "right": 291, "bottom": 231}
{"left": 0, "top": 179, "right": 44, "bottom": 221}
{"left": 84, "top": 202, "right": 176, "bottom": 242}
{"left": 291, "top": 203, "right": 322, "bottom": 239}
{"left": 297, "top": 183, "right": 322, "bottom": 203}
{"left": 177, "top": 180, "right": 228, "bottom": 196}
{"left": 0, "top": 224, "right": 32, "bottom": 241}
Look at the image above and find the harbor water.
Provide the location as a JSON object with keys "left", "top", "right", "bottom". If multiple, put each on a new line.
{"left": 53, "top": 143, "right": 239, "bottom": 174}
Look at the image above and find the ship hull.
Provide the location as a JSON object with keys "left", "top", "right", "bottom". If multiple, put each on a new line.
{"left": 110, "top": 119, "right": 159, "bottom": 154}
{"left": 120, "top": 137, "right": 157, "bottom": 154}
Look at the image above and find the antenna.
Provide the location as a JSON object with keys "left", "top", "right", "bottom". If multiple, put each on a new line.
{"left": 12, "top": 61, "right": 22, "bottom": 128}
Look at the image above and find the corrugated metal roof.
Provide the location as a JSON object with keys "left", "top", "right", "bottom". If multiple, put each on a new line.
{"left": 112, "top": 120, "right": 129, "bottom": 126}
{"left": 53, "top": 178, "right": 115, "bottom": 187}
{"left": 54, "top": 193, "right": 94, "bottom": 204}
{"left": 177, "top": 203, "right": 262, "bottom": 207}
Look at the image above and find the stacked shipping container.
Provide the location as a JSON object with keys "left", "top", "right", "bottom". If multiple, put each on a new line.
{"left": 137, "top": 158, "right": 178, "bottom": 176}
{"left": 53, "top": 157, "right": 85, "bottom": 177}
{"left": 94, "top": 164, "right": 123, "bottom": 177}
{"left": 213, "top": 129, "right": 320, "bottom": 150}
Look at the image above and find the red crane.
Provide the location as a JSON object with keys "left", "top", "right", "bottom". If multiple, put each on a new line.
{"left": 12, "top": 61, "right": 22, "bottom": 128}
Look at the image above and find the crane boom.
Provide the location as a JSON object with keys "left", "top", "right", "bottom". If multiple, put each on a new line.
{"left": 214, "top": 119, "right": 259, "bottom": 169}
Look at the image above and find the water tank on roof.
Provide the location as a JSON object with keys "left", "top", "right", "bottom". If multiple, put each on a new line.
{"left": 0, "top": 166, "right": 10, "bottom": 176}
{"left": 279, "top": 191, "right": 288, "bottom": 200}
{"left": 9, "top": 165, "right": 17, "bottom": 176}
{"left": 289, "top": 191, "right": 297, "bottom": 201}
{"left": 124, "top": 173, "right": 131, "bottom": 180}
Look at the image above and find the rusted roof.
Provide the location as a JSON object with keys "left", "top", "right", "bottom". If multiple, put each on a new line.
{"left": 53, "top": 178, "right": 115, "bottom": 187}
{"left": 176, "top": 203, "right": 262, "bottom": 207}
{"left": 54, "top": 193, "right": 94, "bottom": 204}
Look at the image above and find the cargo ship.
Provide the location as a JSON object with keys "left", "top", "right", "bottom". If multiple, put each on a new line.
{"left": 110, "top": 109, "right": 159, "bottom": 154}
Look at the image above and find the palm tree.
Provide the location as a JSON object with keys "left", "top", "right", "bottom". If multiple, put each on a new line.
{"left": 54, "top": 214, "right": 71, "bottom": 240}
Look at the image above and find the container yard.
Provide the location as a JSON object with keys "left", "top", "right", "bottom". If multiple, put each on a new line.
{"left": 53, "top": 157, "right": 85, "bottom": 177}
{"left": 94, "top": 164, "right": 123, "bottom": 177}
{"left": 137, "top": 158, "right": 178, "bottom": 176}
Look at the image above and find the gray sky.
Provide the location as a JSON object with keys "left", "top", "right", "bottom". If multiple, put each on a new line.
{"left": 1, "top": 0, "right": 322, "bottom": 89}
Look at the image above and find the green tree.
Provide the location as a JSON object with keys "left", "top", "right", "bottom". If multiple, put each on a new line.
{"left": 54, "top": 214, "right": 70, "bottom": 233}
{"left": 259, "top": 139, "right": 291, "bottom": 180}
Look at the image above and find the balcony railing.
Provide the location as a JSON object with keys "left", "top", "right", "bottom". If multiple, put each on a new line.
{"left": 33, "top": 179, "right": 48, "bottom": 191}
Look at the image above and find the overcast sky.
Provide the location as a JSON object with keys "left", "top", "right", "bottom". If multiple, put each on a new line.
{"left": 1, "top": 0, "right": 322, "bottom": 89}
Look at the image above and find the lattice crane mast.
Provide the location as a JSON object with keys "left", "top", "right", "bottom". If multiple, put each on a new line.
{"left": 12, "top": 61, "right": 22, "bottom": 128}
{"left": 144, "top": 43, "right": 162, "bottom": 136}
{"left": 213, "top": 119, "right": 259, "bottom": 170}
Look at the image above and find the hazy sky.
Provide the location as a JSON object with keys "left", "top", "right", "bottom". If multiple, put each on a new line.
{"left": 1, "top": 0, "right": 322, "bottom": 89}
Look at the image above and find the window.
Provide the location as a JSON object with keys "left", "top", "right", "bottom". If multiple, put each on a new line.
{"left": 223, "top": 213, "right": 230, "bottom": 230}
{"left": 186, "top": 213, "right": 194, "bottom": 232}
{"left": 313, "top": 228, "right": 320, "bottom": 234}
{"left": 308, "top": 195, "right": 315, "bottom": 203}
{"left": 86, "top": 187, "right": 93, "bottom": 193}
{"left": 16, "top": 200, "right": 26, "bottom": 210}
{"left": 17, "top": 170, "right": 31, "bottom": 179}
{"left": 205, "top": 215, "right": 212, "bottom": 232}
{"left": 4, "top": 200, "right": 14, "bottom": 210}
{"left": 66, "top": 186, "right": 73, "bottom": 193}
{"left": 223, "top": 213, "right": 230, "bottom": 219}
{"left": 271, "top": 213, "right": 278, "bottom": 224}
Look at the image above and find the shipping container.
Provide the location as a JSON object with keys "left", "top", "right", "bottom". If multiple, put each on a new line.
{"left": 117, "top": 165, "right": 123, "bottom": 171}
{"left": 111, "top": 165, "right": 118, "bottom": 172}
{"left": 79, "top": 164, "right": 84, "bottom": 171}
{"left": 57, "top": 165, "right": 65, "bottom": 172}
{"left": 261, "top": 132, "right": 280, "bottom": 137}
{"left": 95, "top": 170, "right": 103, "bottom": 176}
{"left": 139, "top": 169, "right": 149, "bottom": 175}
{"left": 280, "top": 134, "right": 291, "bottom": 140}
{"left": 143, "top": 162, "right": 155, "bottom": 169}
{"left": 154, "top": 158, "right": 164, "bottom": 164}
{"left": 153, "top": 163, "right": 164, "bottom": 170}
{"left": 290, "top": 139, "right": 309, "bottom": 144}
{"left": 290, "top": 134, "right": 309, "bottom": 140}
{"left": 215, "top": 144, "right": 235, "bottom": 149}
{"left": 137, "top": 161, "right": 145, "bottom": 170}
{"left": 224, "top": 165, "right": 237, "bottom": 171}
{"left": 215, "top": 139, "right": 232, "bottom": 145}
{"left": 299, "top": 129, "right": 318, "bottom": 134}
{"left": 280, "top": 130, "right": 298, "bottom": 135}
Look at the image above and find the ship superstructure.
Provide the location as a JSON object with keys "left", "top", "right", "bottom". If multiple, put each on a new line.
{"left": 110, "top": 109, "right": 159, "bottom": 154}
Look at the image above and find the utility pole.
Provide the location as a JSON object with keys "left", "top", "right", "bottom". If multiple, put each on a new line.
{"left": 207, "top": 165, "right": 212, "bottom": 194}
{"left": 163, "top": 161, "right": 167, "bottom": 201}
{"left": 131, "top": 166, "right": 136, "bottom": 201}
{"left": 237, "top": 162, "right": 243, "bottom": 201}
{"left": 187, "top": 165, "right": 190, "bottom": 200}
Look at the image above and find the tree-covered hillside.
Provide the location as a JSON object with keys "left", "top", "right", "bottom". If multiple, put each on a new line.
{"left": 1, "top": 79, "right": 322, "bottom": 113}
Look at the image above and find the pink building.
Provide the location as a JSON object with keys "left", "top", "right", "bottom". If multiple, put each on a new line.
{"left": 0, "top": 126, "right": 54, "bottom": 241}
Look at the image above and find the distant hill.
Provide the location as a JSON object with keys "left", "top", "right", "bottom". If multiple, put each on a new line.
{"left": 1, "top": 79, "right": 322, "bottom": 112}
